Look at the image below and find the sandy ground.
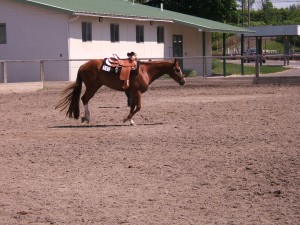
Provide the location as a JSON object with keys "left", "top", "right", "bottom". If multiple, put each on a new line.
{"left": 0, "top": 78, "right": 299, "bottom": 225}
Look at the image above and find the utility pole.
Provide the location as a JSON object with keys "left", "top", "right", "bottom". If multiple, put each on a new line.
{"left": 247, "top": 0, "right": 251, "bottom": 49}
{"left": 241, "top": 0, "right": 245, "bottom": 75}
{"left": 248, "top": 0, "right": 250, "bottom": 26}
{"left": 242, "top": 0, "right": 244, "bottom": 27}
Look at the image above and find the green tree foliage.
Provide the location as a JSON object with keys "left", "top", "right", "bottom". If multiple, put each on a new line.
{"left": 143, "top": 0, "right": 238, "bottom": 24}
{"left": 237, "top": 0, "right": 256, "bottom": 9}
{"left": 250, "top": 3, "right": 300, "bottom": 26}
{"left": 261, "top": 0, "right": 277, "bottom": 24}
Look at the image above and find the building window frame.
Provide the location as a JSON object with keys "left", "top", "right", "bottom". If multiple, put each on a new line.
{"left": 110, "top": 23, "right": 119, "bottom": 42}
{"left": 157, "top": 26, "right": 164, "bottom": 43}
{"left": 82, "top": 22, "right": 92, "bottom": 42}
{"left": 136, "top": 25, "right": 144, "bottom": 43}
{"left": 0, "top": 23, "right": 7, "bottom": 44}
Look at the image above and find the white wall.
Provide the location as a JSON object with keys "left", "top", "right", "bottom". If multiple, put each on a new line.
{"left": 68, "top": 16, "right": 211, "bottom": 80}
{"left": 68, "top": 16, "right": 169, "bottom": 80}
{"left": 0, "top": 0, "right": 69, "bottom": 82}
{"left": 166, "top": 23, "right": 212, "bottom": 76}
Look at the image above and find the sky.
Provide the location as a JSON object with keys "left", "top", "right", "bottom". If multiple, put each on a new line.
{"left": 252, "top": 0, "right": 300, "bottom": 9}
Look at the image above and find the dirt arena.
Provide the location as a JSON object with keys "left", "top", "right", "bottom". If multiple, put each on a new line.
{"left": 0, "top": 77, "right": 299, "bottom": 225}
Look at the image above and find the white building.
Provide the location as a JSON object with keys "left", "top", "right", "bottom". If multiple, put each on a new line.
{"left": 0, "top": 0, "right": 252, "bottom": 82}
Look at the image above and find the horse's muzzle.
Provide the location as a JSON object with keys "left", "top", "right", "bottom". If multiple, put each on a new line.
{"left": 179, "top": 78, "right": 186, "bottom": 85}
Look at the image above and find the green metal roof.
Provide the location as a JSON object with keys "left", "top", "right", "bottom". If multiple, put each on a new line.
{"left": 15, "top": 0, "right": 254, "bottom": 34}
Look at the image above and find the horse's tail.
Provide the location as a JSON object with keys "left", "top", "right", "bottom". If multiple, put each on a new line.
{"left": 55, "top": 70, "right": 82, "bottom": 119}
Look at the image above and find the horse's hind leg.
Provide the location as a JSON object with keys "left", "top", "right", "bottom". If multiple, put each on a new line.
{"left": 123, "top": 91, "right": 141, "bottom": 125}
{"left": 81, "top": 85, "right": 102, "bottom": 124}
{"left": 82, "top": 104, "right": 90, "bottom": 124}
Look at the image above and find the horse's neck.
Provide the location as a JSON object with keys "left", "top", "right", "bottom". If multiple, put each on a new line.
{"left": 146, "top": 62, "right": 170, "bottom": 84}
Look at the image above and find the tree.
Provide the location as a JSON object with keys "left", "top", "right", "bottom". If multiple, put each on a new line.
{"left": 236, "top": 0, "right": 255, "bottom": 27}
{"left": 261, "top": 0, "right": 277, "bottom": 24}
{"left": 237, "top": 0, "right": 255, "bottom": 10}
{"left": 261, "top": 0, "right": 273, "bottom": 11}
{"left": 144, "top": 0, "right": 238, "bottom": 24}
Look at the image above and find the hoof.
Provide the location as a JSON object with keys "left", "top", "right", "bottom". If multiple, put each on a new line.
{"left": 130, "top": 119, "right": 136, "bottom": 126}
{"left": 81, "top": 117, "right": 90, "bottom": 124}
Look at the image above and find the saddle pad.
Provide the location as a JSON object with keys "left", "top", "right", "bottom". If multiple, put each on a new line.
{"left": 100, "top": 59, "right": 140, "bottom": 75}
{"left": 101, "top": 58, "right": 120, "bottom": 73}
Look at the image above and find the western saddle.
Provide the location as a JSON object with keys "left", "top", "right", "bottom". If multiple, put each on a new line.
{"left": 103, "top": 54, "right": 137, "bottom": 89}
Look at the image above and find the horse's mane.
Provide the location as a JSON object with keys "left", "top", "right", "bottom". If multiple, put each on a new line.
{"left": 139, "top": 60, "right": 173, "bottom": 65}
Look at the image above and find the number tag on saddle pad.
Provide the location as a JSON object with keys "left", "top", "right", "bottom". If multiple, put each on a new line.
{"left": 101, "top": 58, "right": 120, "bottom": 73}
{"left": 102, "top": 65, "right": 119, "bottom": 73}
{"left": 102, "top": 65, "right": 111, "bottom": 72}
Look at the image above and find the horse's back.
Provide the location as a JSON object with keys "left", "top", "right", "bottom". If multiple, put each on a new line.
{"left": 78, "top": 59, "right": 104, "bottom": 85}
{"left": 80, "top": 59, "right": 103, "bottom": 72}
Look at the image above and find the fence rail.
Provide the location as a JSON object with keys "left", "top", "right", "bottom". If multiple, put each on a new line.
{"left": 1, "top": 54, "right": 299, "bottom": 83}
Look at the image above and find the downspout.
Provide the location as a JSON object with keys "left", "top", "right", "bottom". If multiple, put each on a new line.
{"left": 68, "top": 15, "right": 80, "bottom": 81}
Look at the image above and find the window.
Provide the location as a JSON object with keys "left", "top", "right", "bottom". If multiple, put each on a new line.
{"left": 110, "top": 23, "right": 119, "bottom": 42}
{"left": 136, "top": 25, "right": 144, "bottom": 43}
{"left": 157, "top": 26, "right": 164, "bottom": 43}
{"left": 0, "top": 24, "right": 6, "bottom": 44}
{"left": 82, "top": 22, "right": 92, "bottom": 42}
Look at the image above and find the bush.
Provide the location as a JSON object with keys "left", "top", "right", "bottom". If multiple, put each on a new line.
{"left": 183, "top": 69, "right": 197, "bottom": 77}
{"left": 212, "top": 59, "right": 219, "bottom": 70}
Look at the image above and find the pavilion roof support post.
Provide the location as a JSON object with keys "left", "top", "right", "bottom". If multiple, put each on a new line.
{"left": 241, "top": 34, "right": 245, "bottom": 75}
{"left": 259, "top": 37, "right": 263, "bottom": 66}
{"left": 255, "top": 36, "right": 260, "bottom": 77}
{"left": 284, "top": 36, "right": 290, "bottom": 66}
{"left": 223, "top": 33, "right": 226, "bottom": 77}
{"left": 202, "top": 31, "right": 206, "bottom": 77}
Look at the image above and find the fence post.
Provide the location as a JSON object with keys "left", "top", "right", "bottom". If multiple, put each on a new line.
{"left": 1, "top": 61, "right": 8, "bottom": 83}
{"left": 40, "top": 60, "right": 45, "bottom": 82}
{"left": 241, "top": 34, "right": 244, "bottom": 75}
{"left": 203, "top": 56, "right": 207, "bottom": 77}
{"left": 255, "top": 55, "right": 260, "bottom": 77}
{"left": 223, "top": 33, "right": 226, "bottom": 77}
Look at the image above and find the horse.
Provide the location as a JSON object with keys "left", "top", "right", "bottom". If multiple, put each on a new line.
{"left": 55, "top": 58, "right": 186, "bottom": 125}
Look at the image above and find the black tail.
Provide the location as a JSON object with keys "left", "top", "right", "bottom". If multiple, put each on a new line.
{"left": 55, "top": 71, "right": 82, "bottom": 119}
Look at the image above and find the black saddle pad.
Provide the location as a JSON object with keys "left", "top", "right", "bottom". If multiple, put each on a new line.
{"left": 100, "top": 58, "right": 140, "bottom": 76}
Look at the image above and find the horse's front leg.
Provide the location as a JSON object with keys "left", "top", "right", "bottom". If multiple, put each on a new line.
{"left": 123, "top": 91, "right": 141, "bottom": 125}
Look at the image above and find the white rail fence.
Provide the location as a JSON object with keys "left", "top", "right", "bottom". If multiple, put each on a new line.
{"left": 1, "top": 54, "right": 299, "bottom": 83}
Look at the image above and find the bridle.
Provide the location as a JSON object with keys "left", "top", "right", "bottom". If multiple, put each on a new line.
{"left": 173, "top": 65, "right": 185, "bottom": 79}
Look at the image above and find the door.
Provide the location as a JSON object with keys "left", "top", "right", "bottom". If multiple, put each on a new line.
{"left": 173, "top": 35, "right": 183, "bottom": 68}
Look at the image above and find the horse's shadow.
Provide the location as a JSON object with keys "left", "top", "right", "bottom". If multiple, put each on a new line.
{"left": 49, "top": 122, "right": 163, "bottom": 129}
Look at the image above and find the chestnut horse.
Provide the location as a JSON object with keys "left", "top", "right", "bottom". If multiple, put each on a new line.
{"left": 56, "top": 58, "right": 185, "bottom": 125}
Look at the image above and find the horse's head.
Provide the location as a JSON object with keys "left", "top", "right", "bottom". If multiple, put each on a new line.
{"left": 170, "top": 59, "right": 186, "bottom": 85}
